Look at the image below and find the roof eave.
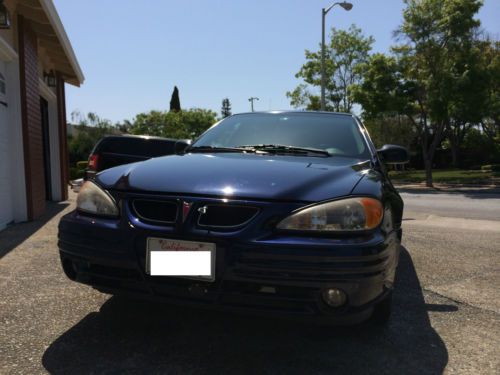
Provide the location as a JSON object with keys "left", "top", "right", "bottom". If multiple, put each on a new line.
{"left": 38, "top": 0, "right": 84, "bottom": 86}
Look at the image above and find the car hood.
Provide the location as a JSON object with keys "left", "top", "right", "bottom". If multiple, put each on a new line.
{"left": 96, "top": 153, "right": 371, "bottom": 202}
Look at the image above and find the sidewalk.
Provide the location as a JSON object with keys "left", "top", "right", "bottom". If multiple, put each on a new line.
{"left": 394, "top": 182, "right": 500, "bottom": 194}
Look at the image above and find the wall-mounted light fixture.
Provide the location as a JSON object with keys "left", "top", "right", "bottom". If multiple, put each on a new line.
{"left": 0, "top": 0, "right": 11, "bottom": 29}
{"left": 44, "top": 70, "right": 57, "bottom": 87}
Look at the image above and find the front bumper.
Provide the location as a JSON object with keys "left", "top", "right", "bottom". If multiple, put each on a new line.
{"left": 58, "top": 208, "right": 400, "bottom": 325}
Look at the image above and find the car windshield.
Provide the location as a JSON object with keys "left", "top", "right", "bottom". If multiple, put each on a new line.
{"left": 191, "top": 113, "right": 370, "bottom": 159}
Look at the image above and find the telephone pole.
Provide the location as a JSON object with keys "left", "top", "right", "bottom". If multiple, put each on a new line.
{"left": 248, "top": 97, "right": 259, "bottom": 112}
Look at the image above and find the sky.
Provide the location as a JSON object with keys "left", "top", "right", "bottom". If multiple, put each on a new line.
{"left": 54, "top": 0, "right": 500, "bottom": 124}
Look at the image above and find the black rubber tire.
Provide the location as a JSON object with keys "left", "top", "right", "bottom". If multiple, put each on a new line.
{"left": 371, "top": 291, "right": 393, "bottom": 325}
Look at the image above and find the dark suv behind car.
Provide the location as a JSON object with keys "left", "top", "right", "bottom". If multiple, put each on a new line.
{"left": 86, "top": 135, "right": 190, "bottom": 179}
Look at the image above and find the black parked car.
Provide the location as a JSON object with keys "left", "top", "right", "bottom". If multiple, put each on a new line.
{"left": 85, "top": 135, "right": 190, "bottom": 179}
{"left": 59, "top": 111, "right": 408, "bottom": 325}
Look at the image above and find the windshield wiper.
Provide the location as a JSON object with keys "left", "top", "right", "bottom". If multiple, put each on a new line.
{"left": 238, "top": 144, "right": 331, "bottom": 157}
{"left": 186, "top": 145, "right": 259, "bottom": 154}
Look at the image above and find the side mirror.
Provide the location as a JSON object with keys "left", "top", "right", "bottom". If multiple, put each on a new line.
{"left": 377, "top": 144, "right": 409, "bottom": 164}
{"left": 174, "top": 139, "right": 191, "bottom": 154}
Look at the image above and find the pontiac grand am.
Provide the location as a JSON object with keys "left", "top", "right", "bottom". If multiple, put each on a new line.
{"left": 58, "top": 111, "right": 408, "bottom": 325}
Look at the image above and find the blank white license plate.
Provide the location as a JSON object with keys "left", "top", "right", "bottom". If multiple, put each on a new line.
{"left": 146, "top": 238, "right": 215, "bottom": 281}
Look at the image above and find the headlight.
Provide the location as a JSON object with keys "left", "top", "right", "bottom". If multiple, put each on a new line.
{"left": 76, "top": 181, "right": 119, "bottom": 217}
{"left": 277, "top": 197, "right": 383, "bottom": 232}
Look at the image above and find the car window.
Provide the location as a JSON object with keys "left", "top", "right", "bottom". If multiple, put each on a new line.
{"left": 98, "top": 138, "right": 176, "bottom": 157}
{"left": 193, "top": 113, "right": 370, "bottom": 158}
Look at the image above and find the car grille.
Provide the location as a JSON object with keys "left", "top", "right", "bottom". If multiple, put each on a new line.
{"left": 231, "top": 247, "right": 390, "bottom": 281}
{"left": 197, "top": 204, "right": 259, "bottom": 228}
{"left": 131, "top": 199, "right": 178, "bottom": 224}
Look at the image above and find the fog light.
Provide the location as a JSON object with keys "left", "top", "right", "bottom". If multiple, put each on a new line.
{"left": 322, "top": 288, "right": 347, "bottom": 307}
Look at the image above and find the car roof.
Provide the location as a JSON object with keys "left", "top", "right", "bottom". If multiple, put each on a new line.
{"left": 99, "top": 134, "right": 184, "bottom": 142}
{"left": 230, "top": 110, "right": 355, "bottom": 117}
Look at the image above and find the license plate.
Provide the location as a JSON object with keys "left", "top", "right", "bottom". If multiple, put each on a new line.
{"left": 146, "top": 238, "right": 215, "bottom": 281}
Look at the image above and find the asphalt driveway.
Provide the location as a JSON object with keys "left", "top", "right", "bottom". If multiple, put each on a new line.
{"left": 0, "top": 190, "right": 499, "bottom": 374}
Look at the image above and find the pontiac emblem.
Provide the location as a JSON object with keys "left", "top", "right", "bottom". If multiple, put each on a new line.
{"left": 182, "top": 201, "right": 192, "bottom": 222}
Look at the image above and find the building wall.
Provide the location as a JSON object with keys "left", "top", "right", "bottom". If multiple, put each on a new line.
{"left": 0, "top": 30, "right": 27, "bottom": 227}
{"left": 0, "top": 2, "right": 80, "bottom": 227}
{"left": 18, "top": 15, "right": 46, "bottom": 220}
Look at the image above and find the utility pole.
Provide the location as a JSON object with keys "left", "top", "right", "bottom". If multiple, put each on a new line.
{"left": 320, "top": 2, "right": 353, "bottom": 111}
{"left": 321, "top": 7, "right": 327, "bottom": 111}
{"left": 248, "top": 97, "right": 259, "bottom": 112}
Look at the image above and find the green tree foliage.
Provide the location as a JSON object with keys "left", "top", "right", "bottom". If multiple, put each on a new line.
{"left": 353, "top": 0, "right": 487, "bottom": 186}
{"left": 287, "top": 25, "right": 374, "bottom": 112}
{"left": 364, "top": 116, "right": 418, "bottom": 151}
{"left": 398, "top": 0, "right": 484, "bottom": 185}
{"left": 169, "top": 86, "right": 181, "bottom": 112}
{"left": 115, "top": 119, "right": 133, "bottom": 134}
{"left": 67, "top": 111, "right": 117, "bottom": 167}
{"left": 221, "top": 98, "right": 232, "bottom": 118}
{"left": 481, "top": 39, "right": 500, "bottom": 141}
{"left": 351, "top": 53, "right": 415, "bottom": 118}
{"left": 461, "top": 128, "right": 500, "bottom": 165}
{"left": 129, "top": 108, "right": 217, "bottom": 139}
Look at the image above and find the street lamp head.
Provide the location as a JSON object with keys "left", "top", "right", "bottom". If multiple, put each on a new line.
{"left": 339, "top": 2, "right": 353, "bottom": 11}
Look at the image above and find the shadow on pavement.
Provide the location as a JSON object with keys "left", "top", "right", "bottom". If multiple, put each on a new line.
{"left": 0, "top": 201, "right": 69, "bottom": 259}
{"left": 42, "top": 247, "right": 449, "bottom": 374}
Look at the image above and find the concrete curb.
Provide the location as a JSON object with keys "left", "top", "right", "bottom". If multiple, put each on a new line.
{"left": 394, "top": 183, "right": 500, "bottom": 194}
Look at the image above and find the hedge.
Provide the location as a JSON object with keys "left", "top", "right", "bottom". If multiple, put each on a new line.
{"left": 76, "top": 160, "right": 89, "bottom": 170}
{"left": 481, "top": 164, "right": 500, "bottom": 172}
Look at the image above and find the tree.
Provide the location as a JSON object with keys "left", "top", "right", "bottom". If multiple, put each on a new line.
{"left": 398, "top": 0, "right": 484, "bottom": 185}
{"left": 481, "top": 38, "right": 500, "bottom": 141}
{"left": 434, "top": 27, "right": 498, "bottom": 168}
{"left": 351, "top": 53, "right": 419, "bottom": 150}
{"left": 129, "top": 108, "right": 217, "bottom": 139}
{"left": 363, "top": 116, "right": 418, "bottom": 152}
{"left": 221, "top": 98, "right": 232, "bottom": 118}
{"left": 287, "top": 24, "right": 374, "bottom": 112}
{"left": 351, "top": 53, "right": 413, "bottom": 119}
{"left": 115, "top": 119, "right": 133, "bottom": 134}
{"left": 170, "top": 86, "right": 181, "bottom": 112}
{"left": 67, "top": 111, "right": 117, "bottom": 166}
{"left": 353, "top": 0, "right": 485, "bottom": 186}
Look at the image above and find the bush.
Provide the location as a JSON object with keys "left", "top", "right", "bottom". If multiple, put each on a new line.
{"left": 69, "top": 167, "right": 84, "bottom": 180}
{"left": 462, "top": 129, "right": 500, "bottom": 167}
{"left": 76, "top": 161, "right": 88, "bottom": 170}
{"left": 481, "top": 164, "right": 500, "bottom": 172}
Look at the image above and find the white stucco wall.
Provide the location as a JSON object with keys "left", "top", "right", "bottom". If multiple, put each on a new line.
{"left": 0, "top": 37, "right": 27, "bottom": 229}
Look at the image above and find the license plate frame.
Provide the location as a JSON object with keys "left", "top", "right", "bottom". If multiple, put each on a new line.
{"left": 146, "top": 237, "right": 216, "bottom": 282}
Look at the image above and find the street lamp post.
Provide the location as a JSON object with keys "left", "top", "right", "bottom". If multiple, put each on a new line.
{"left": 320, "top": 1, "right": 353, "bottom": 111}
{"left": 248, "top": 97, "right": 259, "bottom": 112}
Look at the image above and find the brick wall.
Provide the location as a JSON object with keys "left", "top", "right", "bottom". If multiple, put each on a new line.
{"left": 18, "top": 16, "right": 46, "bottom": 220}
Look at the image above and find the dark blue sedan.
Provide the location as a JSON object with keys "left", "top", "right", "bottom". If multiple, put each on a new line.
{"left": 58, "top": 111, "right": 408, "bottom": 325}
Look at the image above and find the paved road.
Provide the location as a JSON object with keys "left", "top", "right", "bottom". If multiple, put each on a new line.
{"left": 400, "top": 188, "right": 500, "bottom": 221}
{"left": 0, "top": 190, "right": 499, "bottom": 374}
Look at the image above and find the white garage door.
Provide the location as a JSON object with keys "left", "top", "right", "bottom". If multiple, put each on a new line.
{"left": 0, "top": 60, "right": 13, "bottom": 230}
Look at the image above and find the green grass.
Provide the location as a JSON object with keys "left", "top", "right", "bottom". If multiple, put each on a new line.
{"left": 388, "top": 169, "right": 500, "bottom": 185}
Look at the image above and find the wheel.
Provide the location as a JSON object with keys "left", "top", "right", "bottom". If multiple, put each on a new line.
{"left": 371, "top": 291, "right": 393, "bottom": 325}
